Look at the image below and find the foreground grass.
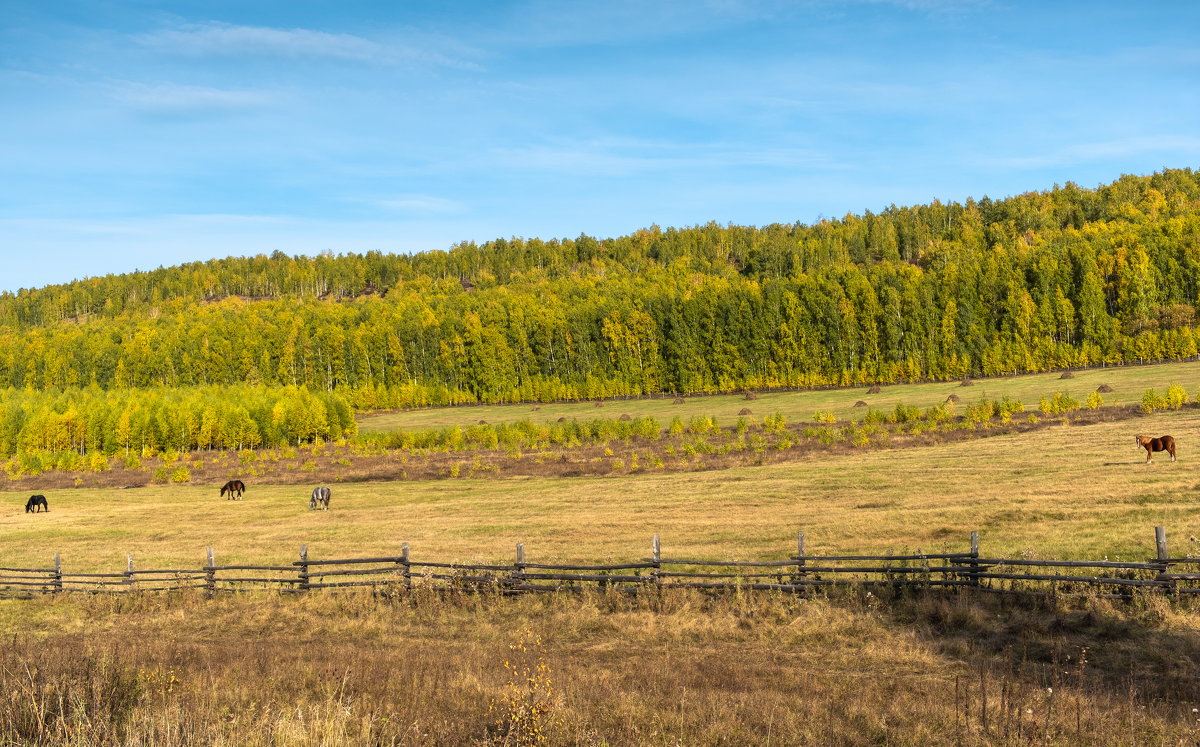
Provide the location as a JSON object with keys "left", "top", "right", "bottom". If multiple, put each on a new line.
{"left": 5, "top": 407, "right": 1200, "bottom": 573}
{"left": 1, "top": 589, "right": 1198, "bottom": 746}
{"left": 358, "top": 360, "right": 1200, "bottom": 432}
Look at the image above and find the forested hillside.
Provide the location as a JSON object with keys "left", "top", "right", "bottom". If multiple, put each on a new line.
{"left": 5, "top": 169, "right": 1200, "bottom": 411}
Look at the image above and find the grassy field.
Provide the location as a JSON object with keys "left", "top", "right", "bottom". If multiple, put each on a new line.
{"left": 5, "top": 365, "right": 1200, "bottom": 744}
{"left": 6, "top": 404, "right": 1200, "bottom": 574}
{"left": 3, "top": 589, "right": 1199, "bottom": 745}
{"left": 358, "top": 360, "right": 1200, "bottom": 432}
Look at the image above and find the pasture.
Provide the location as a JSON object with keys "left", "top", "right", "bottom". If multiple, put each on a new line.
{"left": 5, "top": 372, "right": 1200, "bottom": 744}
{"left": 5, "top": 405, "right": 1200, "bottom": 574}
{"left": 358, "top": 360, "right": 1200, "bottom": 432}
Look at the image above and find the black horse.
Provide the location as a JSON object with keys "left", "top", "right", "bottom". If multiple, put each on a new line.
{"left": 25, "top": 495, "right": 48, "bottom": 513}
{"left": 220, "top": 480, "right": 246, "bottom": 500}
{"left": 309, "top": 486, "right": 331, "bottom": 511}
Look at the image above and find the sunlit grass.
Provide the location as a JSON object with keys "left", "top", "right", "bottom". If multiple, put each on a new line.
{"left": 358, "top": 359, "right": 1200, "bottom": 432}
{"left": 6, "top": 405, "right": 1200, "bottom": 573}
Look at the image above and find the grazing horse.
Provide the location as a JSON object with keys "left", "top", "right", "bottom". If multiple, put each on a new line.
{"left": 1136, "top": 435, "right": 1177, "bottom": 463}
{"left": 25, "top": 495, "right": 48, "bottom": 513}
{"left": 309, "top": 486, "right": 331, "bottom": 511}
{"left": 220, "top": 480, "right": 246, "bottom": 500}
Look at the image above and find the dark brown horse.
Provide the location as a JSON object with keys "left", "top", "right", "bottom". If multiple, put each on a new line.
{"left": 1136, "top": 435, "right": 1176, "bottom": 463}
{"left": 25, "top": 495, "right": 47, "bottom": 513}
{"left": 220, "top": 480, "right": 246, "bottom": 500}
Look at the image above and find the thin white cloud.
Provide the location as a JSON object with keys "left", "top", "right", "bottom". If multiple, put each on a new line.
{"left": 136, "top": 22, "right": 479, "bottom": 70}
{"left": 981, "top": 136, "right": 1200, "bottom": 170}
{"left": 490, "top": 140, "right": 840, "bottom": 177}
{"left": 110, "top": 81, "right": 278, "bottom": 113}
{"left": 372, "top": 195, "right": 466, "bottom": 215}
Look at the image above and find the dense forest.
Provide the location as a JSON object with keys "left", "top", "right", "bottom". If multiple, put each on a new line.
{"left": 4, "top": 169, "right": 1200, "bottom": 415}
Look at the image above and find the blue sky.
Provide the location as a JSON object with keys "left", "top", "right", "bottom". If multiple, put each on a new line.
{"left": 1, "top": 1, "right": 1197, "bottom": 293}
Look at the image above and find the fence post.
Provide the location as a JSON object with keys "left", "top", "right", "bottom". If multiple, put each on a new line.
{"left": 969, "top": 531, "right": 981, "bottom": 588}
{"left": 400, "top": 542, "right": 411, "bottom": 594}
{"left": 205, "top": 547, "right": 216, "bottom": 598}
{"left": 794, "top": 531, "right": 806, "bottom": 590}
{"left": 52, "top": 553, "right": 62, "bottom": 594}
{"left": 125, "top": 554, "right": 134, "bottom": 592}
{"left": 298, "top": 545, "right": 310, "bottom": 592}
{"left": 1154, "top": 526, "right": 1174, "bottom": 596}
{"left": 511, "top": 542, "right": 525, "bottom": 592}
{"left": 651, "top": 535, "right": 661, "bottom": 591}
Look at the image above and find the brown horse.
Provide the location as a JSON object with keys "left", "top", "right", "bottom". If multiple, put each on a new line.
{"left": 1136, "top": 435, "right": 1176, "bottom": 463}
{"left": 220, "top": 480, "right": 246, "bottom": 499}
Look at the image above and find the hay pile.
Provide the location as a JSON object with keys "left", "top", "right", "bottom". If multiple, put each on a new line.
{"left": 1097, "top": 384, "right": 1115, "bottom": 393}
{"left": 619, "top": 414, "right": 632, "bottom": 421}
{"left": 1059, "top": 371, "right": 1075, "bottom": 379}
{"left": 738, "top": 407, "right": 753, "bottom": 415}
{"left": 868, "top": 385, "right": 882, "bottom": 394}
{"left": 853, "top": 401, "right": 868, "bottom": 408}
{"left": 672, "top": 397, "right": 686, "bottom": 404}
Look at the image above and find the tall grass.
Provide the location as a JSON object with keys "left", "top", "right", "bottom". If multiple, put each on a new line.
{"left": 0, "top": 588, "right": 1197, "bottom": 745}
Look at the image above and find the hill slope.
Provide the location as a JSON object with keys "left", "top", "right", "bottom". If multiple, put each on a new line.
{"left": 3, "top": 169, "right": 1200, "bottom": 407}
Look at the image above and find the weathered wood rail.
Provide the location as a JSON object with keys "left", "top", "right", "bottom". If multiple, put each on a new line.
{"left": 3, "top": 527, "right": 1199, "bottom": 600}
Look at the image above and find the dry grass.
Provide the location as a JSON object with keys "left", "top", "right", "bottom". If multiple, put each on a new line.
{"left": 4, "top": 406, "right": 1200, "bottom": 573}
{"left": 1, "top": 589, "right": 1198, "bottom": 745}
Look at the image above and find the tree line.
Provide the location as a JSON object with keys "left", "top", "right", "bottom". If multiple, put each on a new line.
{"left": 0, "top": 385, "right": 356, "bottom": 461}
{"left": 2, "top": 169, "right": 1199, "bottom": 407}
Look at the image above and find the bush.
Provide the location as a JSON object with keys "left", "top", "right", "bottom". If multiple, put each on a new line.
{"left": 1039, "top": 392, "right": 1080, "bottom": 415}
{"left": 89, "top": 452, "right": 110, "bottom": 472}
{"left": 1141, "top": 388, "right": 1168, "bottom": 414}
{"left": 891, "top": 403, "right": 921, "bottom": 424}
{"left": 813, "top": 411, "right": 837, "bottom": 424}
{"left": 1086, "top": 391, "right": 1104, "bottom": 409}
{"left": 1166, "top": 383, "right": 1188, "bottom": 409}
{"left": 170, "top": 466, "right": 191, "bottom": 483}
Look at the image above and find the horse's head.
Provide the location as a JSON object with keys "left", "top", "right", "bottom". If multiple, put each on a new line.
{"left": 1136, "top": 435, "right": 1149, "bottom": 447}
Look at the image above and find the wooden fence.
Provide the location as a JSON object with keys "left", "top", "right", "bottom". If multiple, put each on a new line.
{"left": 3, "top": 527, "right": 1200, "bottom": 600}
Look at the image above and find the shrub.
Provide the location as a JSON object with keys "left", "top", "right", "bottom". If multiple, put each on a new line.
{"left": 1166, "top": 383, "right": 1188, "bottom": 409}
{"left": 813, "top": 411, "right": 837, "bottom": 424}
{"left": 966, "top": 400, "right": 997, "bottom": 423}
{"left": 1141, "top": 388, "right": 1168, "bottom": 414}
{"left": 1039, "top": 392, "right": 1080, "bottom": 415}
{"left": 863, "top": 408, "right": 888, "bottom": 425}
{"left": 763, "top": 412, "right": 788, "bottom": 434}
{"left": 891, "top": 403, "right": 921, "bottom": 424}
{"left": 1086, "top": 391, "right": 1104, "bottom": 409}
{"left": 89, "top": 452, "right": 110, "bottom": 472}
{"left": 668, "top": 416, "right": 685, "bottom": 436}
{"left": 924, "top": 403, "right": 951, "bottom": 423}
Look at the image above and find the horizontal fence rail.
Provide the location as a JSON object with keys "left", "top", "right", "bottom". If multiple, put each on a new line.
{"left": 3, "top": 528, "right": 1200, "bottom": 601}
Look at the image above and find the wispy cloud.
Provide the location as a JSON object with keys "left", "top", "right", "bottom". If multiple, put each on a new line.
{"left": 490, "top": 140, "right": 839, "bottom": 177}
{"left": 136, "top": 22, "right": 479, "bottom": 70}
{"left": 372, "top": 195, "right": 466, "bottom": 215}
{"left": 980, "top": 136, "right": 1200, "bottom": 170}
{"left": 109, "top": 81, "right": 278, "bottom": 113}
